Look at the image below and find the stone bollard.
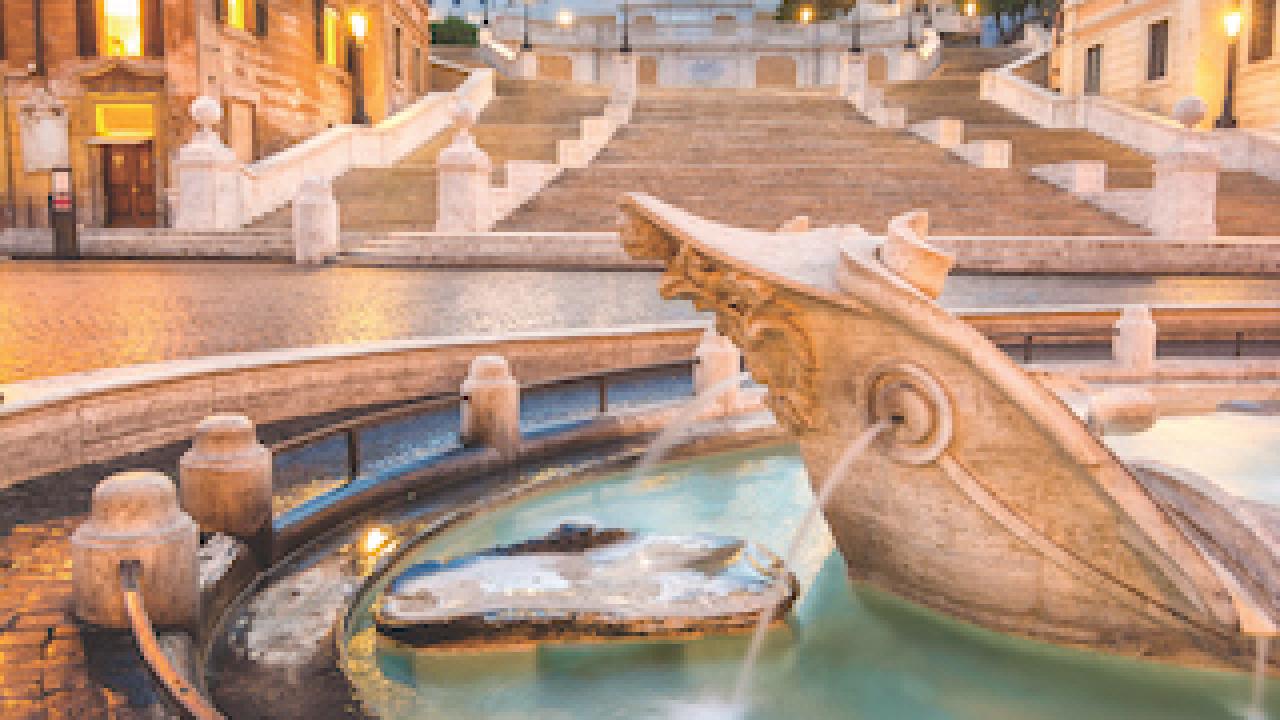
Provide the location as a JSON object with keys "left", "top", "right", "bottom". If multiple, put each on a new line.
{"left": 174, "top": 96, "right": 245, "bottom": 230}
{"left": 435, "top": 103, "right": 494, "bottom": 233}
{"left": 1148, "top": 97, "right": 1218, "bottom": 240}
{"left": 71, "top": 471, "right": 199, "bottom": 629}
{"left": 695, "top": 330, "right": 742, "bottom": 414}
{"left": 1113, "top": 305, "right": 1158, "bottom": 372}
{"left": 1086, "top": 387, "right": 1158, "bottom": 435}
{"left": 179, "top": 415, "right": 273, "bottom": 540}
{"left": 292, "top": 176, "right": 340, "bottom": 265}
{"left": 515, "top": 51, "right": 538, "bottom": 80}
{"left": 460, "top": 355, "right": 521, "bottom": 457}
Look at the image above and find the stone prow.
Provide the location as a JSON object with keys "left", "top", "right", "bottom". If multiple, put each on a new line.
{"left": 617, "top": 192, "right": 1272, "bottom": 670}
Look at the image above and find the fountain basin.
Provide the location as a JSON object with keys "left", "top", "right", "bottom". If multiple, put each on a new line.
{"left": 374, "top": 524, "right": 797, "bottom": 649}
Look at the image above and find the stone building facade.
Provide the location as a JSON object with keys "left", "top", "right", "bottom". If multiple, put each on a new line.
{"left": 1054, "top": 0, "right": 1279, "bottom": 127}
{"left": 1, "top": 0, "right": 431, "bottom": 229}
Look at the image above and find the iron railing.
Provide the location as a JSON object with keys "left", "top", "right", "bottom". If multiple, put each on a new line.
{"left": 987, "top": 326, "right": 1280, "bottom": 364}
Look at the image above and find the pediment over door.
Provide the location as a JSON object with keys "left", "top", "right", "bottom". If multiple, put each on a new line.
{"left": 79, "top": 62, "right": 167, "bottom": 94}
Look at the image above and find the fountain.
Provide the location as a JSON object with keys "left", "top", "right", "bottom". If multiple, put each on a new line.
{"left": 618, "top": 192, "right": 1280, "bottom": 672}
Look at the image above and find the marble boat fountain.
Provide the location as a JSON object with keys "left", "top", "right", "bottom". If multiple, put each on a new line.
{"left": 617, "top": 193, "right": 1280, "bottom": 670}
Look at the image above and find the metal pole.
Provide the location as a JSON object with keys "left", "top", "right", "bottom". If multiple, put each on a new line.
{"left": 352, "top": 43, "right": 369, "bottom": 124}
{"left": 522, "top": 0, "right": 533, "bottom": 50}
{"left": 346, "top": 429, "right": 360, "bottom": 481}
{"left": 850, "top": 1, "right": 861, "bottom": 53}
{"left": 621, "top": 0, "right": 631, "bottom": 52}
{"left": 1216, "top": 37, "right": 1239, "bottom": 129}
{"left": 483, "top": 0, "right": 489, "bottom": 26}
{"left": 905, "top": 4, "right": 916, "bottom": 49}
{"left": 598, "top": 379, "right": 608, "bottom": 413}
{"left": 1023, "top": 334, "right": 1033, "bottom": 364}
{"left": 813, "top": 19, "right": 821, "bottom": 85}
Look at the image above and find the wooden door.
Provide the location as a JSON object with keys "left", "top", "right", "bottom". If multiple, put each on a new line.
{"left": 104, "top": 143, "right": 157, "bottom": 228}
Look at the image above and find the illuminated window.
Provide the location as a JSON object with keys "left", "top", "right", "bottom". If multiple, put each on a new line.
{"left": 227, "top": 0, "right": 246, "bottom": 29}
{"left": 95, "top": 103, "right": 156, "bottom": 138}
{"left": 103, "top": 0, "right": 143, "bottom": 57}
{"left": 324, "top": 7, "right": 340, "bottom": 66}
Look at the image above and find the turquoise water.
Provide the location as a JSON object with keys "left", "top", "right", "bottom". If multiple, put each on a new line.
{"left": 344, "top": 446, "right": 1274, "bottom": 720}
{"left": 1104, "top": 411, "right": 1280, "bottom": 506}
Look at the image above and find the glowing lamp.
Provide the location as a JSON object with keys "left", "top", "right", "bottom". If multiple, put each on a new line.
{"left": 557, "top": 8, "right": 575, "bottom": 26}
{"left": 1224, "top": 9, "right": 1242, "bottom": 37}
{"left": 798, "top": 5, "right": 815, "bottom": 23}
{"left": 349, "top": 10, "right": 369, "bottom": 43}
{"left": 965, "top": 1, "right": 976, "bottom": 16}
{"left": 362, "top": 526, "right": 390, "bottom": 555}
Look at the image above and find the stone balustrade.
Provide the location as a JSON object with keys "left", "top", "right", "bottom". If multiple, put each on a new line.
{"left": 0, "top": 324, "right": 709, "bottom": 490}
{"left": 174, "top": 67, "right": 497, "bottom": 232}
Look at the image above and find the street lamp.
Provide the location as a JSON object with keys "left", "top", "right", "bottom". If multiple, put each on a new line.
{"left": 799, "top": 6, "right": 819, "bottom": 85}
{"left": 850, "top": 0, "right": 862, "bottom": 53}
{"left": 1216, "top": 8, "right": 1242, "bottom": 129}
{"left": 965, "top": 1, "right": 976, "bottom": 16}
{"left": 904, "top": 2, "right": 917, "bottom": 49}
{"left": 557, "top": 8, "right": 574, "bottom": 28}
{"left": 348, "top": 9, "right": 370, "bottom": 125}
{"left": 482, "top": 0, "right": 489, "bottom": 26}
{"left": 620, "top": 0, "right": 632, "bottom": 53}
{"left": 522, "top": 0, "right": 533, "bottom": 50}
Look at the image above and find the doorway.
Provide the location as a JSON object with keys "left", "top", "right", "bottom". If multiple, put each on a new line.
{"left": 103, "top": 142, "right": 157, "bottom": 228}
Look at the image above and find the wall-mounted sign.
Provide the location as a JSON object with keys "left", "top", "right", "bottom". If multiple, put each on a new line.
{"left": 18, "top": 88, "right": 69, "bottom": 172}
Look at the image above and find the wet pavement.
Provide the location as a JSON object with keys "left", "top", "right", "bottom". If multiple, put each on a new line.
{"left": 5, "top": 261, "right": 1280, "bottom": 384}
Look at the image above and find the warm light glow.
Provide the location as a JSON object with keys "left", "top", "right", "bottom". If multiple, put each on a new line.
{"left": 362, "top": 527, "right": 390, "bottom": 555}
{"left": 324, "top": 7, "right": 340, "bottom": 66}
{"left": 965, "top": 1, "right": 976, "bottom": 16}
{"left": 1224, "top": 9, "right": 1242, "bottom": 38}
{"left": 227, "top": 0, "right": 246, "bottom": 30}
{"left": 349, "top": 10, "right": 369, "bottom": 42}
{"left": 798, "top": 5, "right": 815, "bottom": 23}
{"left": 556, "top": 8, "right": 575, "bottom": 27}
{"left": 103, "top": 0, "right": 143, "bottom": 57}
{"left": 95, "top": 103, "right": 155, "bottom": 138}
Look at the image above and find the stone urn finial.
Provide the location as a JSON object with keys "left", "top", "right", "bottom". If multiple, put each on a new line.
{"left": 1171, "top": 96, "right": 1207, "bottom": 130}
{"left": 454, "top": 101, "right": 477, "bottom": 133}
{"left": 190, "top": 95, "right": 223, "bottom": 144}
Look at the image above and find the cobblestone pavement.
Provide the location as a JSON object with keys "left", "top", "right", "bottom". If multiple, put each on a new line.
{"left": 6, "top": 261, "right": 1280, "bottom": 384}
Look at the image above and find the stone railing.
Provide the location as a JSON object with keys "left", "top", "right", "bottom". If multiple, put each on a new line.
{"left": 239, "top": 67, "right": 496, "bottom": 226}
{"left": 0, "top": 323, "right": 708, "bottom": 489}
{"left": 981, "top": 47, "right": 1280, "bottom": 182}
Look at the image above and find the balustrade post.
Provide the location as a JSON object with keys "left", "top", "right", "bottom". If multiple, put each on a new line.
{"left": 179, "top": 415, "right": 273, "bottom": 541}
{"left": 435, "top": 103, "right": 494, "bottom": 233}
{"left": 1113, "top": 305, "right": 1158, "bottom": 371}
{"left": 695, "top": 329, "right": 742, "bottom": 414}
{"left": 460, "top": 355, "right": 522, "bottom": 458}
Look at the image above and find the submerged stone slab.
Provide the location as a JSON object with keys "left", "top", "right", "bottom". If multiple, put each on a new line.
{"left": 375, "top": 524, "right": 796, "bottom": 649}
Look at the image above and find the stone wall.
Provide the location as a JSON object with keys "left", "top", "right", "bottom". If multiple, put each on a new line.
{"left": 0, "top": 324, "right": 707, "bottom": 489}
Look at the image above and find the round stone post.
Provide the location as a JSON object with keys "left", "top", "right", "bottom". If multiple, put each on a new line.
{"left": 292, "top": 176, "right": 341, "bottom": 265}
{"left": 173, "top": 96, "right": 245, "bottom": 230}
{"left": 460, "top": 355, "right": 521, "bottom": 458}
{"left": 1113, "top": 305, "right": 1158, "bottom": 372}
{"left": 695, "top": 329, "right": 742, "bottom": 413}
{"left": 179, "top": 415, "right": 273, "bottom": 540}
{"left": 435, "top": 103, "right": 494, "bottom": 233}
{"left": 71, "top": 471, "right": 199, "bottom": 629}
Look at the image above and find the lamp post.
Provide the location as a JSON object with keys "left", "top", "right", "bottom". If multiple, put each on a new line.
{"left": 1216, "top": 8, "right": 1242, "bottom": 129}
{"left": 850, "top": 0, "right": 861, "bottom": 53}
{"left": 482, "top": 0, "right": 488, "bottom": 26}
{"left": 620, "top": 0, "right": 631, "bottom": 53}
{"left": 798, "top": 6, "right": 819, "bottom": 86}
{"left": 522, "top": 0, "right": 533, "bottom": 50}
{"left": 348, "top": 10, "right": 370, "bottom": 125}
{"left": 904, "top": 1, "right": 917, "bottom": 48}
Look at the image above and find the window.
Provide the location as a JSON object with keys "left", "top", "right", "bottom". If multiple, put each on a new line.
{"left": 254, "top": 0, "right": 268, "bottom": 37}
{"left": 394, "top": 26, "right": 402, "bottom": 79}
{"left": 103, "top": 0, "right": 143, "bottom": 57}
{"left": 324, "top": 6, "right": 340, "bottom": 66}
{"left": 1251, "top": 0, "right": 1276, "bottom": 62}
{"left": 1084, "top": 44, "right": 1102, "bottom": 95}
{"left": 226, "top": 0, "right": 246, "bottom": 29}
{"left": 413, "top": 46, "right": 422, "bottom": 94}
{"left": 1147, "top": 19, "right": 1168, "bottom": 80}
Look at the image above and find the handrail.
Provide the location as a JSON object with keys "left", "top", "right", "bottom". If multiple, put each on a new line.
{"left": 120, "top": 560, "right": 227, "bottom": 720}
{"left": 269, "top": 393, "right": 461, "bottom": 455}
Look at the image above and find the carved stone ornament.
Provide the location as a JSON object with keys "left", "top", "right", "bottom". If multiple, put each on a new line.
{"left": 18, "top": 87, "right": 69, "bottom": 172}
{"left": 619, "top": 202, "right": 822, "bottom": 431}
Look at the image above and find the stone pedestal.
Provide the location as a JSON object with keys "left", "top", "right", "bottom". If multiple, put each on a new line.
{"left": 179, "top": 415, "right": 273, "bottom": 539}
{"left": 292, "top": 177, "right": 341, "bottom": 265}
{"left": 1148, "top": 150, "right": 1218, "bottom": 240}
{"left": 435, "top": 104, "right": 493, "bottom": 233}
{"left": 515, "top": 51, "right": 538, "bottom": 80}
{"left": 71, "top": 471, "right": 199, "bottom": 630}
{"left": 612, "top": 53, "right": 638, "bottom": 104}
{"left": 460, "top": 355, "right": 521, "bottom": 457}
{"left": 694, "top": 330, "right": 742, "bottom": 413}
{"left": 1113, "top": 305, "right": 1158, "bottom": 372}
{"left": 838, "top": 53, "right": 868, "bottom": 97}
{"left": 174, "top": 97, "right": 245, "bottom": 230}
{"left": 1087, "top": 387, "right": 1158, "bottom": 435}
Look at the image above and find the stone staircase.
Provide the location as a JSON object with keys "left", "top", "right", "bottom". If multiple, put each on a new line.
{"left": 884, "top": 47, "right": 1280, "bottom": 235}
{"left": 254, "top": 77, "right": 609, "bottom": 232}
{"left": 497, "top": 87, "right": 1143, "bottom": 236}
